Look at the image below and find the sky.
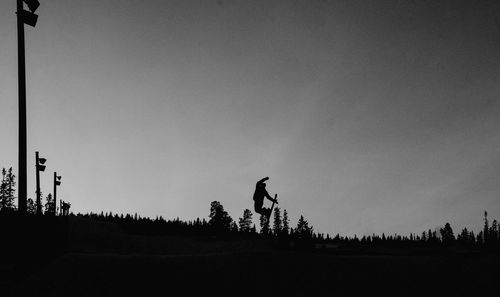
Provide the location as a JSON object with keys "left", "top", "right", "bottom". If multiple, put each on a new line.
{"left": 1, "top": 0, "right": 499, "bottom": 236}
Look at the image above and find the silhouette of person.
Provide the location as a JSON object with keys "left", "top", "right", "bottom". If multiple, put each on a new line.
{"left": 253, "top": 177, "right": 277, "bottom": 217}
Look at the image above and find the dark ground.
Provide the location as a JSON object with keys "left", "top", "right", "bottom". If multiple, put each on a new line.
{"left": 2, "top": 216, "right": 499, "bottom": 297}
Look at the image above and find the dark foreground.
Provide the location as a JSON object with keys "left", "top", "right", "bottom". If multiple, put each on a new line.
{"left": 2, "top": 216, "right": 499, "bottom": 297}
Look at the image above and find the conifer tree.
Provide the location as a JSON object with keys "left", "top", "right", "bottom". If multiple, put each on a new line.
{"left": 27, "top": 198, "right": 36, "bottom": 214}
{"left": 272, "top": 207, "right": 282, "bottom": 235}
{"left": 282, "top": 209, "right": 289, "bottom": 235}
{"left": 44, "top": 193, "right": 55, "bottom": 215}
{"left": 0, "top": 168, "right": 8, "bottom": 210}
{"left": 208, "top": 201, "right": 233, "bottom": 232}
{"left": 0, "top": 167, "right": 16, "bottom": 211}
{"left": 490, "top": 219, "right": 498, "bottom": 242}
{"left": 260, "top": 214, "right": 269, "bottom": 235}
{"left": 238, "top": 209, "right": 253, "bottom": 232}
{"left": 296, "top": 215, "right": 313, "bottom": 240}
{"left": 230, "top": 221, "right": 239, "bottom": 233}
{"left": 439, "top": 222, "right": 455, "bottom": 244}
{"left": 458, "top": 228, "right": 471, "bottom": 244}
{"left": 251, "top": 224, "right": 256, "bottom": 234}
{"left": 483, "top": 211, "right": 489, "bottom": 244}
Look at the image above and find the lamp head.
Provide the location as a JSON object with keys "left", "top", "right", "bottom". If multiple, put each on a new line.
{"left": 20, "top": 9, "right": 38, "bottom": 27}
{"left": 24, "top": 0, "right": 40, "bottom": 13}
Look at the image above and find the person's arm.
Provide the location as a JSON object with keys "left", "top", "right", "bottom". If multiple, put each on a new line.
{"left": 257, "top": 177, "right": 269, "bottom": 184}
{"left": 265, "top": 191, "right": 277, "bottom": 203}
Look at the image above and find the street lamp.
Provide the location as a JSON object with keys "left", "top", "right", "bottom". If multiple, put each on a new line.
{"left": 53, "top": 172, "right": 61, "bottom": 216}
{"left": 17, "top": 0, "right": 41, "bottom": 213}
{"left": 35, "top": 151, "right": 46, "bottom": 215}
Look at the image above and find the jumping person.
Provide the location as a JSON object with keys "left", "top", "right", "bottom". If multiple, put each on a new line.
{"left": 253, "top": 177, "right": 277, "bottom": 217}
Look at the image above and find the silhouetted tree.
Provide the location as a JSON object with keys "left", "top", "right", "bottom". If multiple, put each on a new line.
{"left": 27, "top": 198, "right": 36, "bottom": 214}
{"left": 251, "top": 224, "right": 256, "bottom": 234}
{"left": 0, "top": 169, "right": 5, "bottom": 207}
{"left": 208, "top": 201, "right": 233, "bottom": 233}
{"left": 230, "top": 221, "right": 239, "bottom": 233}
{"left": 439, "top": 222, "right": 455, "bottom": 245}
{"left": 483, "top": 211, "right": 489, "bottom": 244}
{"left": 490, "top": 219, "right": 498, "bottom": 243}
{"left": 0, "top": 167, "right": 15, "bottom": 211}
{"left": 260, "top": 214, "right": 270, "bottom": 235}
{"left": 238, "top": 209, "right": 253, "bottom": 232}
{"left": 4, "top": 168, "right": 12, "bottom": 199}
{"left": 44, "top": 193, "right": 55, "bottom": 215}
{"left": 272, "top": 207, "right": 282, "bottom": 235}
{"left": 477, "top": 231, "right": 484, "bottom": 245}
{"left": 282, "top": 209, "right": 289, "bottom": 235}
{"left": 295, "top": 215, "right": 313, "bottom": 240}
{"left": 457, "top": 227, "right": 475, "bottom": 245}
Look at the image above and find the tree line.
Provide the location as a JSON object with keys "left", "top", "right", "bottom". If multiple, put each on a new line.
{"left": 3, "top": 165, "right": 500, "bottom": 250}
{"left": 68, "top": 200, "right": 500, "bottom": 251}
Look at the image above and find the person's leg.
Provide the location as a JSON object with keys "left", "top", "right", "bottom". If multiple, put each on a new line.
{"left": 254, "top": 201, "right": 264, "bottom": 215}
{"left": 258, "top": 207, "right": 269, "bottom": 217}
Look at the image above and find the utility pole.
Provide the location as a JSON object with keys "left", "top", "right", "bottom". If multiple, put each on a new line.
{"left": 16, "top": 0, "right": 40, "bottom": 213}
{"left": 17, "top": 0, "right": 27, "bottom": 213}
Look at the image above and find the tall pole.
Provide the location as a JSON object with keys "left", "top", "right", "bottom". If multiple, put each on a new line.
{"left": 17, "top": 0, "right": 27, "bottom": 214}
{"left": 35, "top": 151, "right": 41, "bottom": 214}
{"left": 53, "top": 172, "right": 57, "bottom": 216}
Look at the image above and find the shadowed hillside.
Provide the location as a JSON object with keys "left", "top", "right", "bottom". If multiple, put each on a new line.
{"left": 2, "top": 212, "right": 500, "bottom": 297}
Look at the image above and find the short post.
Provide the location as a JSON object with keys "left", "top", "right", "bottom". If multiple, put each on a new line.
{"left": 53, "top": 172, "right": 61, "bottom": 216}
{"left": 35, "top": 151, "right": 46, "bottom": 215}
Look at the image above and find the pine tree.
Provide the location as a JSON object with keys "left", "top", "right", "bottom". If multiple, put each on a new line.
{"left": 272, "top": 207, "right": 282, "bottom": 235}
{"left": 0, "top": 168, "right": 7, "bottom": 210}
{"left": 296, "top": 215, "right": 313, "bottom": 240}
{"left": 251, "top": 224, "right": 256, "bottom": 234}
{"left": 483, "top": 211, "right": 489, "bottom": 244}
{"left": 490, "top": 219, "right": 498, "bottom": 242}
{"left": 0, "top": 168, "right": 15, "bottom": 211}
{"left": 260, "top": 214, "right": 270, "bottom": 235}
{"left": 208, "top": 201, "right": 233, "bottom": 233}
{"left": 458, "top": 228, "right": 469, "bottom": 243}
{"left": 439, "top": 222, "right": 455, "bottom": 245}
{"left": 469, "top": 230, "right": 475, "bottom": 243}
{"left": 282, "top": 209, "right": 289, "bottom": 235}
{"left": 230, "top": 221, "right": 239, "bottom": 233}
{"left": 238, "top": 209, "right": 253, "bottom": 232}
{"left": 27, "top": 198, "right": 36, "bottom": 214}
{"left": 44, "top": 193, "right": 55, "bottom": 215}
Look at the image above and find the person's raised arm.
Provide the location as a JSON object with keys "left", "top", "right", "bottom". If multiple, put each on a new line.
{"left": 257, "top": 177, "right": 269, "bottom": 184}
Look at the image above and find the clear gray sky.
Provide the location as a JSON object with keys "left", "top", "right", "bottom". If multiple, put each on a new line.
{"left": 1, "top": 0, "right": 499, "bottom": 236}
